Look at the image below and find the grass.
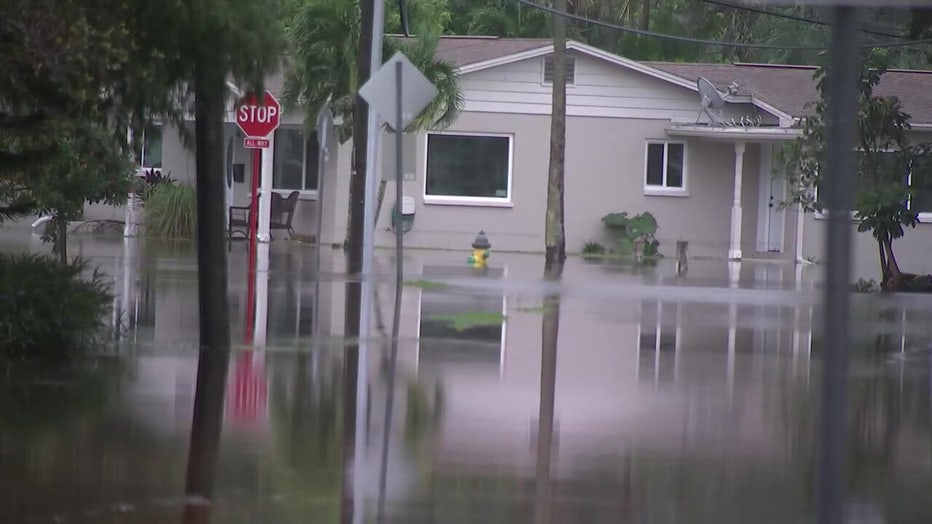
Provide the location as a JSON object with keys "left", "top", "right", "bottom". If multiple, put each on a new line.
{"left": 404, "top": 279, "right": 446, "bottom": 290}
{"left": 144, "top": 183, "right": 197, "bottom": 239}
{"left": 424, "top": 311, "right": 506, "bottom": 331}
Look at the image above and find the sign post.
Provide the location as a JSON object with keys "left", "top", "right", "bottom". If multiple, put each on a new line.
{"left": 359, "top": 51, "right": 438, "bottom": 519}
{"left": 236, "top": 91, "right": 280, "bottom": 344}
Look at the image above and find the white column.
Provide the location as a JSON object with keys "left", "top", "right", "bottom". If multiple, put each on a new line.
{"left": 258, "top": 133, "right": 275, "bottom": 243}
{"left": 729, "top": 142, "right": 746, "bottom": 260}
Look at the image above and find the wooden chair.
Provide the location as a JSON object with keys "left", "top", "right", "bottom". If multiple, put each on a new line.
{"left": 227, "top": 190, "right": 300, "bottom": 241}
{"left": 270, "top": 190, "right": 300, "bottom": 240}
{"left": 228, "top": 203, "right": 251, "bottom": 241}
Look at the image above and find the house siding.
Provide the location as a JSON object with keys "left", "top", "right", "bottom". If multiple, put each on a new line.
{"left": 460, "top": 54, "right": 776, "bottom": 124}
{"left": 372, "top": 112, "right": 769, "bottom": 259}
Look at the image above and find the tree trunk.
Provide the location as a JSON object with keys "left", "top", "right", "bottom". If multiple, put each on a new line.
{"left": 640, "top": 0, "right": 650, "bottom": 30}
{"left": 882, "top": 236, "right": 902, "bottom": 290}
{"left": 184, "top": 49, "right": 232, "bottom": 513}
{"left": 55, "top": 212, "right": 67, "bottom": 265}
{"left": 534, "top": 263, "right": 562, "bottom": 524}
{"left": 877, "top": 239, "right": 889, "bottom": 284}
{"left": 374, "top": 178, "right": 387, "bottom": 231}
{"left": 545, "top": 0, "right": 568, "bottom": 267}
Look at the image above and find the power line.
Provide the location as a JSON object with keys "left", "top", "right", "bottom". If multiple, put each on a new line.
{"left": 696, "top": 0, "right": 907, "bottom": 40}
{"left": 513, "top": 0, "right": 932, "bottom": 50}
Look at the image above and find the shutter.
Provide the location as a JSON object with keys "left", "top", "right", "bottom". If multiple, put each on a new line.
{"left": 543, "top": 54, "right": 576, "bottom": 85}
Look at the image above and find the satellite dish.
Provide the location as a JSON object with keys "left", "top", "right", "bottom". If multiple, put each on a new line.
{"left": 697, "top": 77, "right": 726, "bottom": 126}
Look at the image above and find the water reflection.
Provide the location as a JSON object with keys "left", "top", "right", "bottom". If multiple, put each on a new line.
{"left": 3, "top": 236, "right": 932, "bottom": 522}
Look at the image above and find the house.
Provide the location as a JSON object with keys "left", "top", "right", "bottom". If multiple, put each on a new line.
{"left": 85, "top": 36, "right": 932, "bottom": 277}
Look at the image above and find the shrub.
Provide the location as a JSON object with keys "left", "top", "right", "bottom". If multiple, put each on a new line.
{"left": 581, "top": 241, "right": 607, "bottom": 255}
{"left": 144, "top": 182, "right": 197, "bottom": 239}
{"left": 135, "top": 168, "right": 176, "bottom": 203}
{"left": 602, "top": 211, "right": 660, "bottom": 257}
{"left": 0, "top": 254, "right": 112, "bottom": 367}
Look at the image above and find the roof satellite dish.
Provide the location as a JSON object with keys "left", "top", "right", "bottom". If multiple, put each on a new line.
{"left": 697, "top": 77, "right": 726, "bottom": 126}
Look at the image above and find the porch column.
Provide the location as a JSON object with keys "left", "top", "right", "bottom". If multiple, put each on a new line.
{"left": 729, "top": 142, "right": 746, "bottom": 260}
{"left": 257, "top": 133, "right": 275, "bottom": 246}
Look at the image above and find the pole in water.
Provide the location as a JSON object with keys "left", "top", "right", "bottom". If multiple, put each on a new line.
{"left": 245, "top": 148, "right": 262, "bottom": 344}
{"left": 376, "top": 59, "right": 406, "bottom": 524}
{"left": 819, "top": 7, "right": 859, "bottom": 524}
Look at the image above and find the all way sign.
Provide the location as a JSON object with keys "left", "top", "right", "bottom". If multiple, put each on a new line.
{"left": 244, "top": 137, "right": 270, "bottom": 149}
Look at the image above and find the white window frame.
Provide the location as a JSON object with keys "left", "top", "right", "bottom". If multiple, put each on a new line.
{"left": 413, "top": 263, "right": 509, "bottom": 378}
{"left": 422, "top": 130, "right": 515, "bottom": 207}
{"left": 811, "top": 149, "right": 932, "bottom": 223}
{"left": 272, "top": 126, "right": 319, "bottom": 200}
{"left": 541, "top": 54, "right": 577, "bottom": 87}
{"left": 643, "top": 140, "right": 688, "bottom": 196}
{"left": 133, "top": 123, "right": 163, "bottom": 173}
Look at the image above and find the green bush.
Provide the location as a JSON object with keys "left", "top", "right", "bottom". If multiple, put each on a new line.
{"left": 602, "top": 211, "right": 660, "bottom": 257}
{"left": 581, "top": 241, "right": 607, "bottom": 255}
{"left": 0, "top": 254, "right": 112, "bottom": 366}
{"left": 144, "top": 183, "right": 197, "bottom": 239}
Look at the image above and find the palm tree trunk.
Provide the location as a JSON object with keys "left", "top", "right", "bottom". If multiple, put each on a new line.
{"left": 640, "top": 0, "right": 650, "bottom": 30}
{"left": 545, "top": 0, "right": 568, "bottom": 267}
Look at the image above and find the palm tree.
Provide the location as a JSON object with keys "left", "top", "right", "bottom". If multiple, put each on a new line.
{"left": 282, "top": 0, "right": 463, "bottom": 230}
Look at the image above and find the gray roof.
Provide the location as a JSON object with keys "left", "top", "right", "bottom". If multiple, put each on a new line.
{"left": 648, "top": 61, "right": 932, "bottom": 125}
{"left": 432, "top": 37, "right": 552, "bottom": 68}
{"left": 423, "top": 36, "right": 932, "bottom": 126}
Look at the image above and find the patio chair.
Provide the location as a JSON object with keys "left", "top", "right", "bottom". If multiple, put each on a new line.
{"left": 228, "top": 203, "right": 251, "bottom": 241}
{"left": 227, "top": 190, "right": 300, "bottom": 242}
{"left": 269, "top": 190, "right": 299, "bottom": 240}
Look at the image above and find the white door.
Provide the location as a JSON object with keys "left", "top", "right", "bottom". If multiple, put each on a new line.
{"left": 756, "top": 143, "right": 786, "bottom": 253}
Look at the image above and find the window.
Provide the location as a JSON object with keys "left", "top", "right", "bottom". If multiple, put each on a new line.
{"left": 134, "top": 125, "right": 163, "bottom": 170}
{"left": 273, "top": 126, "right": 319, "bottom": 192}
{"left": 814, "top": 151, "right": 932, "bottom": 217}
{"left": 645, "top": 142, "right": 685, "bottom": 191}
{"left": 425, "top": 132, "right": 512, "bottom": 203}
{"left": 543, "top": 54, "right": 576, "bottom": 85}
{"left": 637, "top": 300, "right": 678, "bottom": 386}
{"left": 417, "top": 265, "right": 506, "bottom": 373}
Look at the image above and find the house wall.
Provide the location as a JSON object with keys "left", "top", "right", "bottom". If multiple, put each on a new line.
{"left": 459, "top": 53, "right": 774, "bottom": 125}
{"left": 799, "top": 216, "right": 932, "bottom": 281}
{"left": 797, "top": 129, "right": 932, "bottom": 280}
{"left": 372, "top": 114, "right": 779, "bottom": 258}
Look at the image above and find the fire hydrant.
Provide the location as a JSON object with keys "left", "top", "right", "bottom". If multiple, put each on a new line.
{"left": 467, "top": 231, "right": 491, "bottom": 268}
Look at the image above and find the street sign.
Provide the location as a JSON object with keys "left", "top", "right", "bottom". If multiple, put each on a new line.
{"left": 236, "top": 91, "right": 281, "bottom": 138}
{"left": 244, "top": 137, "right": 270, "bottom": 149}
{"left": 359, "top": 52, "right": 439, "bottom": 132}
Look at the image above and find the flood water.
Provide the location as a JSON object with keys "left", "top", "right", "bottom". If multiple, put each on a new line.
{"left": 2, "top": 231, "right": 932, "bottom": 523}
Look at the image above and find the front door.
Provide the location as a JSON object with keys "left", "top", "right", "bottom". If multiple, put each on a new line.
{"left": 756, "top": 143, "right": 785, "bottom": 253}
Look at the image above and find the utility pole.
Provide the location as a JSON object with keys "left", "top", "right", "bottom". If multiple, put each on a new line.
{"left": 342, "top": 0, "right": 384, "bottom": 519}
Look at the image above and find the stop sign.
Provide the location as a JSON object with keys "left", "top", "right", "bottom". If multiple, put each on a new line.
{"left": 236, "top": 91, "right": 281, "bottom": 138}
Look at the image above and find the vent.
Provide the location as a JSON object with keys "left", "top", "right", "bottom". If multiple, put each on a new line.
{"left": 543, "top": 54, "right": 576, "bottom": 85}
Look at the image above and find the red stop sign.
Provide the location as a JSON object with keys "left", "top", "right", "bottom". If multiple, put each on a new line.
{"left": 236, "top": 91, "right": 281, "bottom": 138}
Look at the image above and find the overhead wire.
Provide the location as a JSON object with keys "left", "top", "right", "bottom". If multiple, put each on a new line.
{"left": 695, "top": 0, "right": 909, "bottom": 40}
{"left": 512, "top": 0, "right": 932, "bottom": 50}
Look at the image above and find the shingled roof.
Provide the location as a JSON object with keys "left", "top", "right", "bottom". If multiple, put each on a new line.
{"left": 423, "top": 36, "right": 932, "bottom": 126}
{"left": 648, "top": 61, "right": 932, "bottom": 125}
{"left": 432, "top": 36, "right": 551, "bottom": 68}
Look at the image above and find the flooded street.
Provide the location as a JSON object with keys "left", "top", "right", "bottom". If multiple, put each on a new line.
{"left": 2, "top": 231, "right": 932, "bottom": 523}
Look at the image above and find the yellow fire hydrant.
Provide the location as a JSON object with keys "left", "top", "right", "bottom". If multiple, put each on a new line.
{"left": 467, "top": 231, "right": 491, "bottom": 268}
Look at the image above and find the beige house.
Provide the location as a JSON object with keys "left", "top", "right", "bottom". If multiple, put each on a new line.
{"left": 86, "top": 37, "right": 932, "bottom": 276}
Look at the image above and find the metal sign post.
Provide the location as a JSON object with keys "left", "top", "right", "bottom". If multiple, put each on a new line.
{"left": 359, "top": 50, "right": 438, "bottom": 522}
